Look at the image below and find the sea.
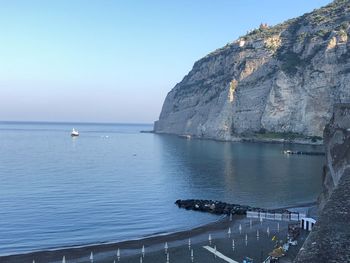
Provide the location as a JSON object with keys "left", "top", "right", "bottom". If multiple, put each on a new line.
{"left": 0, "top": 122, "right": 324, "bottom": 256}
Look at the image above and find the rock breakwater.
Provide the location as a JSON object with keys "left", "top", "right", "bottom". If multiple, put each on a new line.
{"left": 175, "top": 199, "right": 290, "bottom": 216}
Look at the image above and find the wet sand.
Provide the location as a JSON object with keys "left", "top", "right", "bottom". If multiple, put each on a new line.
{"left": 0, "top": 204, "right": 315, "bottom": 263}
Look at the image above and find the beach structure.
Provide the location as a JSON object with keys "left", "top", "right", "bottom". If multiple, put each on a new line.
{"left": 300, "top": 217, "right": 316, "bottom": 231}
{"left": 247, "top": 210, "right": 305, "bottom": 222}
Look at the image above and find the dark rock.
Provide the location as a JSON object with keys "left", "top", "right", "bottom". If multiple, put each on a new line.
{"left": 175, "top": 199, "right": 289, "bottom": 216}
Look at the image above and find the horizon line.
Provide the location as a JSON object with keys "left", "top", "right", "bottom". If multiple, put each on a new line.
{"left": 0, "top": 120, "right": 154, "bottom": 126}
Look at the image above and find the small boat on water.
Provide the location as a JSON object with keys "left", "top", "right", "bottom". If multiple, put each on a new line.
{"left": 71, "top": 128, "right": 79, "bottom": 137}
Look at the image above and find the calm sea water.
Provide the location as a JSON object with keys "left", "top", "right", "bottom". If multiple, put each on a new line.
{"left": 0, "top": 122, "right": 324, "bottom": 255}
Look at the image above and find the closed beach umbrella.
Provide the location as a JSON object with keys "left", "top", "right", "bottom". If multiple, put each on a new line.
{"left": 208, "top": 234, "right": 212, "bottom": 245}
{"left": 188, "top": 238, "right": 191, "bottom": 250}
{"left": 90, "top": 252, "right": 93, "bottom": 262}
{"left": 62, "top": 256, "right": 66, "bottom": 263}
{"left": 117, "top": 248, "right": 120, "bottom": 260}
{"left": 164, "top": 242, "right": 168, "bottom": 254}
{"left": 239, "top": 224, "right": 242, "bottom": 234}
{"left": 142, "top": 245, "right": 145, "bottom": 257}
{"left": 228, "top": 227, "right": 231, "bottom": 238}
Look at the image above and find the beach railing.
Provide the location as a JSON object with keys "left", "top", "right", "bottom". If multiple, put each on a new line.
{"left": 266, "top": 212, "right": 275, "bottom": 220}
{"left": 290, "top": 213, "right": 299, "bottom": 221}
{"left": 246, "top": 211, "right": 259, "bottom": 218}
{"left": 247, "top": 211, "right": 303, "bottom": 222}
{"left": 274, "top": 213, "right": 282, "bottom": 221}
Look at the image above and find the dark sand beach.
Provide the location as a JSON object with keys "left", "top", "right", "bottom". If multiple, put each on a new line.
{"left": 1, "top": 204, "right": 315, "bottom": 263}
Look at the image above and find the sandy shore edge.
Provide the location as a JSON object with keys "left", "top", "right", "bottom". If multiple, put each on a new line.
{"left": 0, "top": 201, "right": 317, "bottom": 263}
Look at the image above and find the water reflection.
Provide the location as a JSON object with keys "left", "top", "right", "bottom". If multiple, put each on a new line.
{"left": 157, "top": 135, "right": 324, "bottom": 208}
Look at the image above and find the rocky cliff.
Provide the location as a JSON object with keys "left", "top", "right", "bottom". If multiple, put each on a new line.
{"left": 294, "top": 103, "right": 350, "bottom": 262}
{"left": 154, "top": 0, "right": 350, "bottom": 142}
{"left": 318, "top": 103, "right": 350, "bottom": 208}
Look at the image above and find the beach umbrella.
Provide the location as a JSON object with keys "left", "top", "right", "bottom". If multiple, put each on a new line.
{"left": 232, "top": 239, "right": 235, "bottom": 251}
{"left": 228, "top": 227, "right": 231, "bottom": 238}
{"left": 229, "top": 213, "right": 233, "bottom": 221}
{"left": 140, "top": 256, "right": 143, "bottom": 263}
{"left": 90, "top": 252, "right": 94, "bottom": 263}
{"left": 33, "top": 260, "right": 35, "bottom": 263}
{"left": 191, "top": 249, "right": 194, "bottom": 262}
{"left": 142, "top": 245, "right": 145, "bottom": 258}
{"left": 117, "top": 248, "right": 120, "bottom": 261}
{"left": 208, "top": 234, "right": 212, "bottom": 245}
{"left": 166, "top": 252, "right": 170, "bottom": 263}
{"left": 245, "top": 234, "right": 248, "bottom": 246}
{"left": 277, "top": 222, "right": 280, "bottom": 232}
{"left": 267, "top": 226, "right": 270, "bottom": 237}
{"left": 164, "top": 242, "right": 168, "bottom": 254}
{"left": 62, "top": 256, "right": 66, "bottom": 263}
{"left": 257, "top": 229, "right": 260, "bottom": 241}
{"left": 188, "top": 238, "right": 191, "bottom": 250}
{"left": 239, "top": 224, "right": 242, "bottom": 234}
{"left": 260, "top": 216, "right": 263, "bottom": 225}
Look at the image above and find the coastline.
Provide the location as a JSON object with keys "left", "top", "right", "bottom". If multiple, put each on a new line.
{"left": 0, "top": 202, "right": 317, "bottom": 263}
{"left": 152, "top": 131, "right": 324, "bottom": 146}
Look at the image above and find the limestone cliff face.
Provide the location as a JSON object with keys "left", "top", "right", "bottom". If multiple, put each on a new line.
{"left": 294, "top": 103, "right": 350, "bottom": 262}
{"left": 154, "top": 0, "right": 350, "bottom": 141}
{"left": 318, "top": 103, "right": 350, "bottom": 208}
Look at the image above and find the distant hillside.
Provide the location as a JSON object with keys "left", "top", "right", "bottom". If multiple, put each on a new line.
{"left": 154, "top": 0, "right": 350, "bottom": 143}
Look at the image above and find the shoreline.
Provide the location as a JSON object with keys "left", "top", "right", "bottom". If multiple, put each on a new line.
{"left": 152, "top": 131, "right": 324, "bottom": 146}
{"left": 0, "top": 202, "right": 317, "bottom": 263}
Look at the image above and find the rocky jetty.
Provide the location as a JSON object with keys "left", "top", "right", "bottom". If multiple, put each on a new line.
{"left": 175, "top": 199, "right": 289, "bottom": 215}
{"left": 295, "top": 103, "right": 350, "bottom": 262}
{"left": 155, "top": 0, "right": 350, "bottom": 143}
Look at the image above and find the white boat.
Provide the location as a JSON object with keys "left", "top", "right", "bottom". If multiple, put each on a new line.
{"left": 71, "top": 128, "right": 79, "bottom": 137}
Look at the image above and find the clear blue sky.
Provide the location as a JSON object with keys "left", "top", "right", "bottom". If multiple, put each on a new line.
{"left": 0, "top": 0, "right": 332, "bottom": 123}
